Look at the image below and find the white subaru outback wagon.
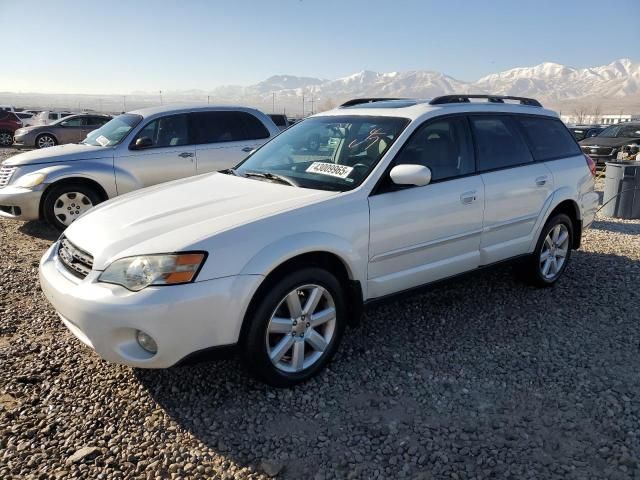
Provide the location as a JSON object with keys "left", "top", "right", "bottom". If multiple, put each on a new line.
{"left": 39, "top": 95, "right": 600, "bottom": 386}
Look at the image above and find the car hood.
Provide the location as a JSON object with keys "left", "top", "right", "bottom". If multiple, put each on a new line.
{"left": 3, "top": 143, "right": 114, "bottom": 166}
{"left": 64, "top": 173, "right": 336, "bottom": 270}
{"left": 579, "top": 136, "right": 640, "bottom": 147}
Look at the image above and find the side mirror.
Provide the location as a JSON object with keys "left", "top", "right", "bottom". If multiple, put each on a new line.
{"left": 132, "top": 136, "right": 153, "bottom": 149}
{"left": 390, "top": 164, "right": 432, "bottom": 187}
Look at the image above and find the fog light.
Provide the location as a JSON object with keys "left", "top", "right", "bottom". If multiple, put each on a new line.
{"left": 136, "top": 330, "right": 157, "bottom": 354}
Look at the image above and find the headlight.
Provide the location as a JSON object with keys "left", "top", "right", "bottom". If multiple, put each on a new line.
{"left": 15, "top": 129, "right": 24, "bottom": 135}
{"left": 14, "top": 173, "right": 46, "bottom": 188}
{"left": 98, "top": 253, "right": 206, "bottom": 291}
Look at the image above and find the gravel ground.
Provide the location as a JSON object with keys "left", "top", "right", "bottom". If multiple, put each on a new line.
{"left": 1, "top": 147, "right": 639, "bottom": 479}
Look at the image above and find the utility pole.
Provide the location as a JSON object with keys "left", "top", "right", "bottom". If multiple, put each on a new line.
{"left": 122, "top": 95, "right": 126, "bottom": 112}
{"left": 207, "top": 95, "right": 210, "bottom": 104}
{"left": 159, "top": 90, "right": 163, "bottom": 105}
{"left": 272, "top": 92, "right": 275, "bottom": 113}
{"left": 302, "top": 94, "right": 305, "bottom": 117}
{"left": 309, "top": 97, "right": 316, "bottom": 115}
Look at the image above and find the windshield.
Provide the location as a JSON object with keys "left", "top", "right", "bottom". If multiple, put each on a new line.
{"left": 82, "top": 114, "right": 143, "bottom": 146}
{"left": 598, "top": 124, "right": 640, "bottom": 138}
{"left": 235, "top": 115, "right": 409, "bottom": 191}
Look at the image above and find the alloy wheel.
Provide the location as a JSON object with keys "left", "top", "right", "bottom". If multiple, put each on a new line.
{"left": 37, "top": 135, "right": 56, "bottom": 148}
{"left": 539, "top": 224, "right": 570, "bottom": 280}
{"left": 265, "top": 284, "right": 336, "bottom": 373}
{"left": 0, "top": 132, "right": 13, "bottom": 146}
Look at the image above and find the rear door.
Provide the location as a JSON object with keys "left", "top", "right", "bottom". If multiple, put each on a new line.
{"left": 471, "top": 114, "right": 554, "bottom": 265}
{"left": 192, "top": 111, "right": 272, "bottom": 173}
{"left": 114, "top": 113, "right": 196, "bottom": 192}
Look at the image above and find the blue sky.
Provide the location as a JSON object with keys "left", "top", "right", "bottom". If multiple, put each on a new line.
{"left": 1, "top": 0, "right": 638, "bottom": 94}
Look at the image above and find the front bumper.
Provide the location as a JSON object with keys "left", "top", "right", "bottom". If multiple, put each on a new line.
{"left": 13, "top": 132, "right": 36, "bottom": 148}
{"left": 39, "top": 243, "right": 263, "bottom": 368}
{"left": 0, "top": 185, "right": 44, "bottom": 221}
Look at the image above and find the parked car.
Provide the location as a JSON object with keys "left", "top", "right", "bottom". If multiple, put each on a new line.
{"left": 0, "top": 105, "right": 279, "bottom": 229}
{"left": 268, "top": 113, "right": 290, "bottom": 131}
{"left": 34, "top": 111, "right": 74, "bottom": 125}
{"left": 37, "top": 95, "right": 599, "bottom": 387}
{"left": 13, "top": 114, "right": 113, "bottom": 149}
{"left": 14, "top": 112, "right": 37, "bottom": 127}
{"left": 579, "top": 122, "right": 640, "bottom": 164}
{"left": 0, "top": 111, "right": 21, "bottom": 146}
{"left": 568, "top": 125, "right": 605, "bottom": 141}
{"left": 0, "top": 105, "right": 17, "bottom": 112}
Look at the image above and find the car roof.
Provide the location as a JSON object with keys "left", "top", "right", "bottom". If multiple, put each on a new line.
{"left": 315, "top": 97, "right": 559, "bottom": 121}
{"left": 128, "top": 104, "right": 265, "bottom": 118}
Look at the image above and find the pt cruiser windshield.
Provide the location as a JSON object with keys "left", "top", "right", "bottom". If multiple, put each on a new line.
{"left": 83, "top": 113, "right": 143, "bottom": 147}
{"left": 235, "top": 115, "right": 409, "bottom": 191}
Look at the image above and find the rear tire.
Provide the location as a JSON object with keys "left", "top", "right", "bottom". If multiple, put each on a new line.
{"left": 0, "top": 130, "right": 13, "bottom": 147}
{"left": 42, "top": 182, "right": 103, "bottom": 231}
{"left": 518, "top": 213, "right": 573, "bottom": 287}
{"left": 241, "top": 267, "right": 346, "bottom": 387}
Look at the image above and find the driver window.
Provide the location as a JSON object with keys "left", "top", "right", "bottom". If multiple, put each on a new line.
{"left": 61, "top": 117, "right": 84, "bottom": 127}
{"left": 135, "top": 114, "right": 189, "bottom": 148}
{"left": 394, "top": 117, "right": 474, "bottom": 182}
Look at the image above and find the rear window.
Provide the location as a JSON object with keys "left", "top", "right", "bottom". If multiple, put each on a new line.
{"left": 269, "top": 114, "right": 287, "bottom": 127}
{"left": 516, "top": 116, "right": 581, "bottom": 161}
{"left": 470, "top": 115, "right": 533, "bottom": 171}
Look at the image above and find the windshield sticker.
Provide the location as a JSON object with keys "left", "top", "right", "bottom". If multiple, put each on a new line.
{"left": 95, "top": 135, "right": 110, "bottom": 147}
{"left": 306, "top": 162, "right": 354, "bottom": 179}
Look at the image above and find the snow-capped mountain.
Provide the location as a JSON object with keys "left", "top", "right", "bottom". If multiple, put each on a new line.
{"left": 204, "top": 58, "right": 640, "bottom": 110}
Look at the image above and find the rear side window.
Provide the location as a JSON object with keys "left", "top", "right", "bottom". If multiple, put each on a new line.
{"left": 516, "top": 116, "right": 581, "bottom": 161}
{"left": 241, "top": 112, "right": 270, "bottom": 139}
{"left": 49, "top": 113, "right": 58, "bottom": 120}
{"left": 269, "top": 114, "right": 287, "bottom": 127}
{"left": 470, "top": 115, "right": 533, "bottom": 171}
{"left": 191, "top": 111, "right": 270, "bottom": 144}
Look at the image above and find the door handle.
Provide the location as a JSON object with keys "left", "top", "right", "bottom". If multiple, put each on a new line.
{"left": 460, "top": 190, "right": 477, "bottom": 205}
{"left": 535, "top": 176, "right": 548, "bottom": 186}
{"left": 178, "top": 152, "right": 194, "bottom": 158}
{"left": 241, "top": 146, "right": 254, "bottom": 153}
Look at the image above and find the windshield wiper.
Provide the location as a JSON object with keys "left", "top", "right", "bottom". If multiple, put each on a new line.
{"left": 219, "top": 168, "right": 240, "bottom": 176}
{"left": 242, "top": 171, "right": 297, "bottom": 187}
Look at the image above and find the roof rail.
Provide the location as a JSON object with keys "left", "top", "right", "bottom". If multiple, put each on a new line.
{"left": 339, "top": 98, "right": 406, "bottom": 108}
{"left": 429, "top": 94, "right": 542, "bottom": 107}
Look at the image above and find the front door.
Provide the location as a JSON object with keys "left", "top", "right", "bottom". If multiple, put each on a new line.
{"left": 367, "top": 116, "right": 484, "bottom": 299}
{"left": 114, "top": 113, "right": 196, "bottom": 194}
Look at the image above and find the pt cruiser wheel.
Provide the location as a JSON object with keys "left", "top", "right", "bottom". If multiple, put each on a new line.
{"left": 42, "top": 182, "right": 103, "bottom": 231}
{"left": 520, "top": 213, "right": 573, "bottom": 287}
{"left": 242, "top": 268, "right": 346, "bottom": 387}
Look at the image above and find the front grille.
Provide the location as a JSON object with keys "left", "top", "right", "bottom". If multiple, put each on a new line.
{"left": 57, "top": 237, "right": 94, "bottom": 279}
{"left": 0, "top": 166, "right": 17, "bottom": 188}
{"left": 582, "top": 146, "right": 614, "bottom": 156}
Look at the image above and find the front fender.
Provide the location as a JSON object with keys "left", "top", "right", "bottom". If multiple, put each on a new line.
{"left": 239, "top": 231, "right": 367, "bottom": 289}
{"left": 33, "top": 161, "right": 117, "bottom": 198}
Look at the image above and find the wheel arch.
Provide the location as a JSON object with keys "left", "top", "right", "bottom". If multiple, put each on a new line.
{"left": 35, "top": 131, "right": 59, "bottom": 144}
{"left": 239, "top": 250, "right": 364, "bottom": 345}
{"left": 39, "top": 176, "right": 109, "bottom": 218}
{"left": 545, "top": 198, "right": 582, "bottom": 249}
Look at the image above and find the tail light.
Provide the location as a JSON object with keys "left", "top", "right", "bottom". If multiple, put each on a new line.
{"left": 584, "top": 154, "right": 597, "bottom": 177}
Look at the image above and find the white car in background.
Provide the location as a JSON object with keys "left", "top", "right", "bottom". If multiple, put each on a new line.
{"left": 0, "top": 105, "right": 279, "bottom": 229}
{"left": 14, "top": 112, "right": 36, "bottom": 127}
{"left": 39, "top": 95, "right": 599, "bottom": 387}
{"left": 34, "top": 111, "right": 75, "bottom": 125}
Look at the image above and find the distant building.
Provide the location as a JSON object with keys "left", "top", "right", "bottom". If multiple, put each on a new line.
{"left": 561, "top": 113, "right": 640, "bottom": 125}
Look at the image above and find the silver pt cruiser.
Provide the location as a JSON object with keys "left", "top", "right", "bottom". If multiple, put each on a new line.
{"left": 0, "top": 104, "right": 279, "bottom": 230}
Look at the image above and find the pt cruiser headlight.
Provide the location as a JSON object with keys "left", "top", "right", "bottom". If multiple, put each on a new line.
{"left": 98, "top": 253, "right": 206, "bottom": 291}
{"left": 14, "top": 173, "right": 46, "bottom": 188}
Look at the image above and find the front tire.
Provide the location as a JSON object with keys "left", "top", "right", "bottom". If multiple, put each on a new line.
{"left": 36, "top": 134, "right": 57, "bottom": 149}
{"left": 42, "top": 182, "right": 103, "bottom": 231}
{"left": 242, "top": 268, "right": 346, "bottom": 387}
{"left": 519, "top": 213, "right": 573, "bottom": 287}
